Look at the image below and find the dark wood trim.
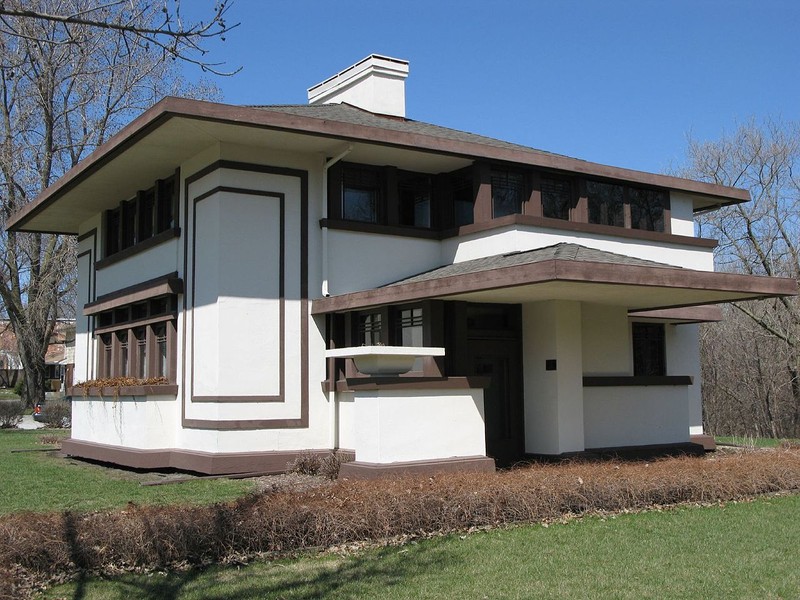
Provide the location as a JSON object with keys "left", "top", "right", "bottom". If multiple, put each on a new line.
{"left": 327, "top": 375, "right": 491, "bottom": 393}
{"left": 312, "top": 257, "right": 798, "bottom": 315}
{"left": 339, "top": 455, "right": 496, "bottom": 479}
{"left": 628, "top": 305, "right": 723, "bottom": 323}
{"left": 181, "top": 161, "right": 309, "bottom": 430}
{"left": 61, "top": 439, "right": 333, "bottom": 475}
{"left": 77, "top": 228, "right": 97, "bottom": 243}
{"left": 582, "top": 375, "right": 693, "bottom": 387}
{"left": 319, "top": 218, "right": 442, "bottom": 239}
{"left": 93, "top": 311, "right": 177, "bottom": 335}
{"left": 84, "top": 272, "right": 182, "bottom": 315}
{"left": 94, "top": 227, "right": 180, "bottom": 270}
{"left": 68, "top": 384, "right": 179, "bottom": 397}
{"left": 190, "top": 186, "right": 286, "bottom": 406}
{"left": 690, "top": 434, "right": 716, "bottom": 450}
{"left": 192, "top": 395, "right": 283, "bottom": 403}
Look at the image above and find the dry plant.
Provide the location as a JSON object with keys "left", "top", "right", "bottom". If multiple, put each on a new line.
{"left": 1, "top": 449, "right": 799, "bottom": 598}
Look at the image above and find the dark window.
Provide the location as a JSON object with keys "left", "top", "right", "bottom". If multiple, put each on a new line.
{"left": 491, "top": 170, "right": 526, "bottom": 218}
{"left": 154, "top": 323, "right": 168, "bottom": 378}
{"left": 100, "top": 334, "right": 113, "bottom": 378}
{"left": 105, "top": 208, "right": 120, "bottom": 256}
{"left": 156, "top": 178, "right": 175, "bottom": 233}
{"left": 632, "top": 323, "right": 666, "bottom": 376}
{"left": 134, "top": 327, "right": 148, "bottom": 378}
{"left": 116, "top": 330, "right": 129, "bottom": 377}
{"left": 121, "top": 199, "right": 137, "bottom": 248}
{"left": 541, "top": 177, "right": 572, "bottom": 220}
{"left": 398, "top": 174, "right": 431, "bottom": 228}
{"left": 587, "top": 180, "right": 625, "bottom": 227}
{"left": 357, "top": 312, "right": 383, "bottom": 346}
{"left": 452, "top": 174, "right": 474, "bottom": 227}
{"left": 396, "top": 306, "right": 424, "bottom": 372}
{"left": 139, "top": 189, "right": 155, "bottom": 241}
{"left": 342, "top": 166, "right": 381, "bottom": 223}
{"left": 629, "top": 187, "right": 666, "bottom": 232}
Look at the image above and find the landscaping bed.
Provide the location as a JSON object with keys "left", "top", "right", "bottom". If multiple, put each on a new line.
{"left": 1, "top": 447, "right": 799, "bottom": 598}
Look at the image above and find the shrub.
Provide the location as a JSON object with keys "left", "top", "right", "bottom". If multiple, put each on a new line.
{"left": 40, "top": 400, "right": 70, "bottom": 429}
{"left": 287, "top": 451, "right": 324, "bottom": 476}
{"left": 12, "top": 380, "right": 24, "bottom": 399}
{"left": 0, "top": 401, "right": 24, "bottom": 429}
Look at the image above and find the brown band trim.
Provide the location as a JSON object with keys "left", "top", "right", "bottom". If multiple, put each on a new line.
{"left": 61, "top": 438, "right": 333, "bottom": 475}
{"left": 583, "top": 375, "right": 693, "bottom": 387}
{"left": 189, "top": 186, "right": 286, "bottom": 405}
{"left": 95, "top": 227, "right": 180, "bottom": 270}
{"left": 628, "top": 305, "right": 723, "bottom": 323}
{"left": 690, "top": 434, "right": 716, "bottom": 450}
{"left": 312, "top": 258, "right": 798, "bottom": 314}
{"left": 192, "top": 395, "right": 283, "bottom": 403}
{"left": 94, "top": 311, "right": 177, "bottom": 335}
{"left": 181, "top": 162, "right": 309, "bottom": 430}
{"left": 328, "top": 375, "right": 491, "bottom": 393}
{"left": 84, "top": 272, "right": 183, "bottom": 315}
{"left": 68, "top": 384, "right": 179, "bottom": 397}
{"left": 77, "top": 227, "right": 98, "bottom": 243}
{"left": 339, "top": 456, "right": 496, "bottom": 479}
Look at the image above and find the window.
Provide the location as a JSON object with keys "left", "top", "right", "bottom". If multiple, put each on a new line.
{"left": 104, "top": 175, "right": 176, "bottom": 258}
{"left": 396, "top": 307, "right": 424, "bottom": 372}
{"left": 398, "top": 174, "right": 431, "bottom": 228}
{"left": 587, "top": 180, "right": 625, "bottom": 227}
{"left": 629, "top": 187, "right": 666, "bottom": 232}
{"left": 491, "top": 170, "right": 526, "bottom": 218}
{"left": 95, "top": 295, "right": 177, "bottom": 381}
{"left": 541, "top": 177, "right": 572, "bottom": 220}
{"left": 342, "top": 166, "right": 381, "bottom": 223}
{"left": 357, "top": 312, "right": 383, "bottom": 346}
{"left": 632, "top": 322, "right": 666, "bottom": 376}
{"left": 452, "top": 173, "right": 474, "bottom": 227}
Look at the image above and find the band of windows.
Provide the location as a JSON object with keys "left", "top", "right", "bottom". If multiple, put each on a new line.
{"left": 95, "top": 295, "right": 178, "bottom": 381}
{"left": 328, "top": 161, "right": 668, "bottom": 233}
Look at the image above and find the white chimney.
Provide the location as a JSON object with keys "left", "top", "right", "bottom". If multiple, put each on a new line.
{"left": 308, "top": 54, "right": 410, "bottom": 118}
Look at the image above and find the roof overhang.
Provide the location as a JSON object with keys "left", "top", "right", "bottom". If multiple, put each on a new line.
{"left": 8, "top": 97, "right": 749, "bottom": 234}
{"left": 311, "top": 259, "right": 798, "bottom": 315}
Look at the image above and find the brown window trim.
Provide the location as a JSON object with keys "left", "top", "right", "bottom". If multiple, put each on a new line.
{"left": 94, "top": 311, "right": 177, "bottom": 335}
{"left": 84, "top": 272, "right": 182, "bottom": 316}
{"left": 325, "top": 375, "right": 491, "bottom": 393}
{"left": 583, "top": 375, "right": 693, "bottom": 387}
{"left": 319, "top": 218, "right": 441, "bottom": 240}
{"left": 94, "top": 318, "right": 177, "bottom": 383}
{"left": 95, "top": 226, "right": 181, "bottom": 270}
{"left": 68, "top": 384, "right": 179, "bottom": 397}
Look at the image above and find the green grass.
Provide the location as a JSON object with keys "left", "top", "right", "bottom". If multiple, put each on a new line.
{"left": 715, "top": 435, "right": 800, "bottom": 448}
{"left": 41, "top": 494, "right": 800, "bottom": 599}
{"left": 0, "top": 430, "right": 254, "bottom": 515}
{"left": 0, "top": 388, "right": 21, "bottom": 400}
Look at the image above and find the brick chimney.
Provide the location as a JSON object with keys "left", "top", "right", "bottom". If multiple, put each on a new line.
{"left": 308, "top": 54, "right": 410, "bottom": 118}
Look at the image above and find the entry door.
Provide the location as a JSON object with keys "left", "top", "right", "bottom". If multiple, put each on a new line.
{"left": 470, "top": 339, "right": 524, "bottom": 465}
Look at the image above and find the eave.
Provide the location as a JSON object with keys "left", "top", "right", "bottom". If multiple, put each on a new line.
{"left": 7, "top": 97, "right": 750, "bottom": 235}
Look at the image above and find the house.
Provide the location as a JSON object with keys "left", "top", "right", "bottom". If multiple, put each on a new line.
{"left": 0, "top": 320, "right": 75, "bottom": 391}
{"left": 7, "top": 55, "right": 797, "bottom": 476}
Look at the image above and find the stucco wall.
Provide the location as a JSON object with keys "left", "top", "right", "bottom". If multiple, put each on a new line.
{"left": 581, "top": 304, "right": 630, "bottom": 375}
{"left": 71, "top": 395, "right": 178, "bottom": 449}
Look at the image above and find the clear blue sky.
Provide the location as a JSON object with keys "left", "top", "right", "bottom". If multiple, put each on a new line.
{"left": 184, "top": 0, "right": 799, "bottom": 175}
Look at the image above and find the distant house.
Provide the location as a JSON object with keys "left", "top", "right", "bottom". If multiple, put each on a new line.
{"left": 0, "top": 320, "right": 75, "bottom": 391}
{"left": 7, "top": 55, "right": 797, "bottom": 476}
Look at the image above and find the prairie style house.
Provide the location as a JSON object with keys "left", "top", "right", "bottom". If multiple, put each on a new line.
{"left": 7, "top": 55, "right": 796, "bottom": 476}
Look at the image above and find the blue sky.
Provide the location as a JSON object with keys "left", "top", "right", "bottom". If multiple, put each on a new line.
{"left": 185, "top": 0, "right": 799, "bottom": 175}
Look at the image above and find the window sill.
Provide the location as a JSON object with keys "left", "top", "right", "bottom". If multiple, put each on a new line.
{"left": 582, "top": 376, "right": 693, "bottom": 387}
{"left": 96, "top": 227, "right": 180, "bottom": 270}
{"left": 68, "top": 384, "right": 179, "bottom": 398}
{"left": 323, "top": 376, "right": 490, "bottom": 393}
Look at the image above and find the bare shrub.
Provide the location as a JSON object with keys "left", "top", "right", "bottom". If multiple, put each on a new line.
{"left": 286, "top": 452, "right": 324, "bottom": 476}
{"left": 1, "top": 449, "right": 799, "bottom": 598}
{"left": 37, "top": 434, "right": 62, "bottom": 446}
{"left": 0, "top": 401, "right": 24, "bottom": 429}
{"left": 40, "top": 401, "right": 70, "bottom": 429}
{"left": 319, "top": 452, "right": 342, "bottom": 480}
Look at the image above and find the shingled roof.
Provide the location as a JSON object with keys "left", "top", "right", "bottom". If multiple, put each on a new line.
{"left": 385, "top": 243, "right": 678, "bottom": 287}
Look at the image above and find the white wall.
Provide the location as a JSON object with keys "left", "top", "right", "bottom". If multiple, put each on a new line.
{"left": 522, "top": 300, "right": 584, "bottom": 454}
{"left": 666, "top": 323, "right": 704, "bottom": 435}
{"left": 71, "top": 395, "right": 178, "bottom": 449}
{"left": 582, "top": 304, "right": 630, "bottom": 375}
{"left": 348, "top": 389, "right": 486, "bottom": 463}
{"left": 669, "top": 192, "right": 696, "bottom": 237}
{"left": 583, "top": 385, "right": 690, "bottom": 448}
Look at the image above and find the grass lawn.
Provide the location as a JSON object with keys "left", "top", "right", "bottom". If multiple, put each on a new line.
{"left": 0, "top": 388, "right": 21, "bottom": 400}
{"left": 0, "top": 429, "right": 254, "bottom": 515}
{"left": 41, "top": 494, "right": 800, "bottom": 599}
{"left": 715, "top": 435, "right": 800, "bottom": 448}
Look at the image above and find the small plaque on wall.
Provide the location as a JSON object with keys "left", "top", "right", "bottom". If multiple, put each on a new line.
{"left": 545, "top": 359, "right": 557, "bottom": 371}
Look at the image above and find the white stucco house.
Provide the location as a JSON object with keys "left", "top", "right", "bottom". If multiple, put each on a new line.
{"left": 7, "top": 55, "right": 797, "bottom": 476}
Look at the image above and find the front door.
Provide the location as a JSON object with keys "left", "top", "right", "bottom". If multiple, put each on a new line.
{"left": 464, "top": 304, "right": 524, "bottom": 466}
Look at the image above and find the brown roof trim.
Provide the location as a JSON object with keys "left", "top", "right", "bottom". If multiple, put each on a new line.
{"left": 312, "top": 259, "right": 798, "bottom": 314}
{"left": 84, "top": 272, "right": 183, "bottom": 316}
{"left": 8, "top": 97, "right": 749, "bottom": 232}
{"left": 583, "top": 376, "right": 693, "bottom": 387}
{"left": 628, "top": 305, "right": 723, "bottom": 323}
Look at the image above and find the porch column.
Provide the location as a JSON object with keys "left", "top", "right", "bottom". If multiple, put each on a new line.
{"left": 522, "top": 300, "right": 585, "bottom": 454}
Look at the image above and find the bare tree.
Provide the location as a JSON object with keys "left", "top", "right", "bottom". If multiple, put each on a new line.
{"left": 0, "top": 0, "right": 239, "bottom": 75}
{"left": 0, "top": 1, "right": 228, "bottom": 405}
{"left": 678, "top": 118, "right": 800, "bottom": 437}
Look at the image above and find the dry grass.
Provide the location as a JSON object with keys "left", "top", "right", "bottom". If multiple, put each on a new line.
{"left": 2, "top": 448, "right": 799, "bottom": 599}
